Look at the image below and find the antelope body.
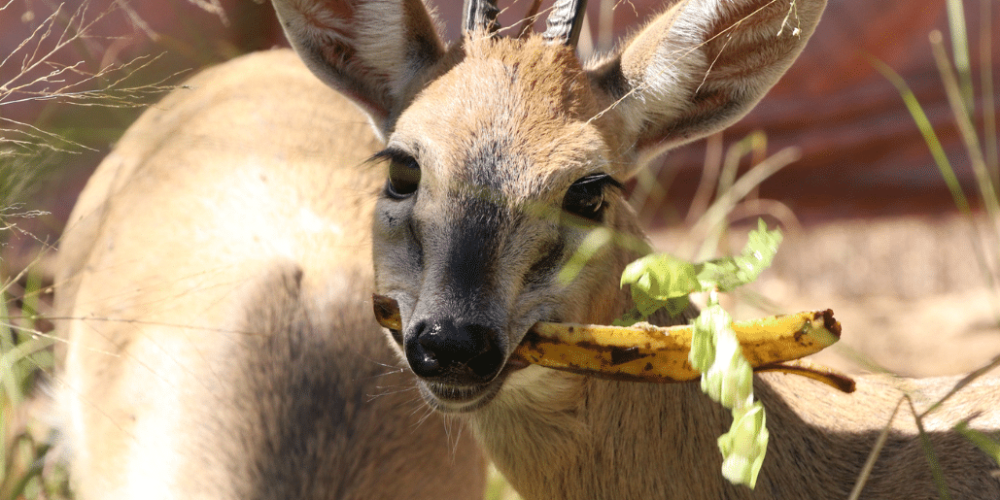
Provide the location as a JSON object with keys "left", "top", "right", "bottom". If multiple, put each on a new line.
{"left": 269, "top": 0, "right": 1000, "bottom": 498}
{"left": 56, "top": 51, "right": 484, "bottom": 499}
{"left": 57, "top": 0, "right": 1000, "bottom": 498}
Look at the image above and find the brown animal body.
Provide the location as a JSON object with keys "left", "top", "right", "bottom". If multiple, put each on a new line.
{"left": 55, "top": 50, "right": 484, "bottom": 499}
{"left": 270, "top": 0, "right": 1000, "bottom": 497}
{"left": 58, "top": 0, "right": 1000, "bottom": 497}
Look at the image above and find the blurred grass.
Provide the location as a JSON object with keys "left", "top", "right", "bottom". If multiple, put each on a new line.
{"left": 484, "top": 465, "right": 522, "bottom": 500}
{"left": 0, "top": 1, "right": 241, "bottom": 498}
{"left": 0, "top": 263, "right": 68, "bottom": 500}
{"left": 850, "top": 0, "right": 1000, "bottom": 497}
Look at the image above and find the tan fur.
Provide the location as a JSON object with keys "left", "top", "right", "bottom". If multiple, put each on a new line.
{"left": 61, "top": 0, "right": 1000, "bottom": 497}
{"left": 56, "top": 50, "right": 485, "bottom": 499}
{"left": 270, "top": 0, "right": 1000, "bottom": 497}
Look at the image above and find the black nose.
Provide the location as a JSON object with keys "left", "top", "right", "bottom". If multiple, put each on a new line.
{"left": 405, "top": 319, "right": 504, "bottom": 382}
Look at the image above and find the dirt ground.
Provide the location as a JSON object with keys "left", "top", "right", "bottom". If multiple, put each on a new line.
{"left": 651, "top": 214, "right": 1000, "bottom": 379}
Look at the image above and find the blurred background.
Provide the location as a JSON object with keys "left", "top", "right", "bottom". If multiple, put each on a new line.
{"left": 2, "top": 0, "right": 997, "bottom": 228}
{"left": 1, "top": 0, "right": 999, "bottom": 496}
{"left": 4, "top": 0, "right": 998, "bottom": 369}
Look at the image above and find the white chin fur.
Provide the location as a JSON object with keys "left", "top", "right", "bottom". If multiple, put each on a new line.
{"left": 493, "top": 365, "right": 581, "bottom": 410}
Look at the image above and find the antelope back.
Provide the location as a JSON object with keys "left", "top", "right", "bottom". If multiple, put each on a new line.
{"left": 55, "top": 50, "right": 484, "bottom": 499}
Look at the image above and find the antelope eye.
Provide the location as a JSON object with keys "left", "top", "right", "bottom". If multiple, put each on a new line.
{"left": 377, "top": 150, "right": 421, "bottom": 199}
{"left": 562, "top": 174, "right": 621, "bottom": 222}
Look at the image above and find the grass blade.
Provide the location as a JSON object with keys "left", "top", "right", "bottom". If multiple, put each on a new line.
{"left": 907, "top": 397, "right": 953, "bottom": 500}
{"left": 954, "top": 421, "right": 1000, "bottom": 466}
{"left": 868, "top": 54, "right": 971, "bottom": 215}
{"left": 848, "top": 398, "right": 904, "bottom": 500}
{"left": 689, "top": 147, "right": 800, "bottom": 261}
{"left": 929, "top": 30, "right": 1000, "bottom": 236}
{"left": 945, "top": 0, "right": 974, "bottom": 114}
{"left": 920, "top": 353, "right": 1000, "bottom": 420}
{"left": 980, "top": 0, "right": 998, "bottom": 185}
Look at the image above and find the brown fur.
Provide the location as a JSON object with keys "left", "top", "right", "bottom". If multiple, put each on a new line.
{"left": 273, "top": 0, "right": 1000, "bottom": 497}
{"left": 61, "top": 0, "right": 1000, "bottom": 497}
{"left": 56, "top": 50, "right": 485, "bottom": 499}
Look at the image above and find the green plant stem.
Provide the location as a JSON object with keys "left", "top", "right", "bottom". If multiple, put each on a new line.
{"left": 945, "top": 0, "right": 974, "bottom": 115}
{"left": 848, "top": 398, "right": 905, "bottom": 500}
{"left": 930, "top": 30, "right": 1000, "bottom": 237}
{"left": 0, "top": 297, "right": 20, "bottom": 407}
{"left": 919, "top": 352, "right": 1000, "bottom": 420}
{"left": 868, "top": 55, "right": 971, "bottom": 215}
{"left": 690, "top": 147, "right": 800, "bottom": 261}
{"left": 686, "top": 132, "right": 725, "bottom": 225}
{"left": 3, "top": 436, "right": 47, "bottom": 500}
{"left": 981, "top": 0, "right": 998, "bottom": 185}
{"left": 870, "top": 53, "right": 1000, "bottom": 323}
{"left": 907, "top": 397, "right": 952, "bottom": 500}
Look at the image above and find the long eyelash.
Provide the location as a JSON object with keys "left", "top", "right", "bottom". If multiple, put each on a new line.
{"left": 370, "top": 148, "right": 418, "bottom": 168}
{"left": 577, "top": 173, "right": 623, "bottom": 191}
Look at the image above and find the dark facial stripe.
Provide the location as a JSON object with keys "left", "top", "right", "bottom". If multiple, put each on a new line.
{"left": 440, "top": 197, "right": 505, "bottom": 300}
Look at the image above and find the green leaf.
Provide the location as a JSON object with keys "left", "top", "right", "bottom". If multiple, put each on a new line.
{"left": 619, "top": 220, "right": 780, "bottom": 488}
{"left": 695, "top": 306, "right": 753, "bottom": 409}
{"left": 620, "top": 253, "right": 699, "bottom": 317}
{"left": 697, "top": 220, "right": 782, "bottom": 292}
{"left": 718, "top": 401, "right": 769, "bottom": 488}
{"left": 690, "top": 303, "right": 766, "bottom": 489}
{"left": 690, "top": 304, "right": 725, "bottom": 372}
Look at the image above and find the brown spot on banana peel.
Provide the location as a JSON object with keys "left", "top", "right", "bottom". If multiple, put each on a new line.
{"left": 610, "top": 346, "right": 647, "bottom": 366}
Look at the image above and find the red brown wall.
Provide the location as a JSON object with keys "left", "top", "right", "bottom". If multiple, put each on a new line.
{"left": 3, "top": 0, "right": 998, "bottom": 237}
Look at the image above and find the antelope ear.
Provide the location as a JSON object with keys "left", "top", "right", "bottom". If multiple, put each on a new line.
{"left": 587, "top": 0, "right": 826, "bottom": 173}
{"left": 272, "top": 0, "right": 446, "bottom": 135}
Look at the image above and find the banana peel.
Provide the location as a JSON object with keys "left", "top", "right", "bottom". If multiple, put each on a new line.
{"left": 372, "top": 294, "right": 855, "bottom": 393}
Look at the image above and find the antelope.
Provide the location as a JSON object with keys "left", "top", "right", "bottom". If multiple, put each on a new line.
{"left": 57, "top": 0, "right": 1000, "bottom": 498}
{"left": 55, "top": 51, "right": 484, "bottom": 498}
{"left": 268, "top": 0, "right": 1000, "bottom": 498}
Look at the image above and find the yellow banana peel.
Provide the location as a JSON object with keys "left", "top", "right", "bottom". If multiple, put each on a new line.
{"left": 372, "top": 295, "right": 855, "bottom": 393}
{"left": 513, "top": 310, "right": 851, "bottom": 392}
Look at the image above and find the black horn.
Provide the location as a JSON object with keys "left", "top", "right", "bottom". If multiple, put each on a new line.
{"left": 462, "top": 0, "right": 501, "bottom": 34}
{"left": 542, "top": 0, "right": 588, "bottom": 47}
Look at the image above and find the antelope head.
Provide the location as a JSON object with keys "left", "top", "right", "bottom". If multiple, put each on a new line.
{"left": 272, "top": 0, "right": 826, "bottom": 412}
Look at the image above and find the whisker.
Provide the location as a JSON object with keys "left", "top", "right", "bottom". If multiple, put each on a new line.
{"left": 413, "top": 405, "right": 437, "bottom": 430}
{"left": 450, "top": 418, "right": 467, "bottom": 462}
{"left": 365, "top": 385, "right": 417, "bottom": 403}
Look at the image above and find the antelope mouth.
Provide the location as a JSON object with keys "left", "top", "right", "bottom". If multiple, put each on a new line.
{"left": 418, "top": 356, "right": 530, "bottom": 412}
{"left": 372, "top": 294, "right": 534, "bottom": 412}
{"left": 419, "top": 380, "right": 500, "bottom": 412}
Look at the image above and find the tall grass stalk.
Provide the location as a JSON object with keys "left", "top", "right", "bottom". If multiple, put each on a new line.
{"left": 0, "top": 261, "right": 65, "bottom": 500}
{"left": 0, "top": 2, "right": 184, "bottom": 498}
{"left": 685, "top": 132, "right": 725, "bottom": 225}
{"left": 928, "top": 30, "right": 1000, "bottom": 235}
{"left": 847, "top": 399, "right": 905, "bottom": 500}
{"left": 688, "top": 145, "right": 800, "bottom": 261}
{"left": 857, "top": 2, "right": 1000, "bottom": 497}
{"left": 981, "top": 0, "right": 998, "bottom": 184}
{"left": 944, "top": 0, "right": 973, "bottom": 114}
